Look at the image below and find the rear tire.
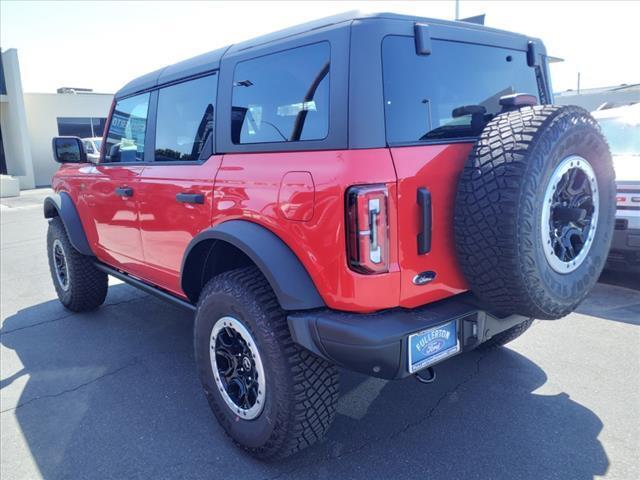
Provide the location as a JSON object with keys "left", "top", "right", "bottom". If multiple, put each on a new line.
{"left": 455, "top": 105, "right": 616, "bottom": 319}
{"left": 47, "top": 217, "right": 108, "bottom": 312}
{"left": 194, "top": 267, "right": 339, "bottom": 460}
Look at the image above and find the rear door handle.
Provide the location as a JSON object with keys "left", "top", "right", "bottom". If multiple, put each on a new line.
{"left": 417, "top": 187, "right": 432, "bottom": 255}
{"left": 115, "top": 186, "right": 133, "bottom": 197}
{"left": 176, "top": 193, "right": 204, "bottom": 204}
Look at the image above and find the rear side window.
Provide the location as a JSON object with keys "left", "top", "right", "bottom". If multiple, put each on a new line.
{"left": 231, "top": 42, "right": 330, "bottom": 144}
{"left": 104, "top": 93, "right": 150, "bottom": 162}
{"left": 382, "top": 37, "right": 540, "bottom": 145}
{"left": 154, "top": 73, "right": 217, "bottom": 162}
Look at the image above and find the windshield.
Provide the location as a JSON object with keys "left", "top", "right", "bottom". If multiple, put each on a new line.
{"left": 597, "top": 116, "right": 640, "bottom": 156}
{"left": 93, "top": 139, "right": 102, "bottom": 150}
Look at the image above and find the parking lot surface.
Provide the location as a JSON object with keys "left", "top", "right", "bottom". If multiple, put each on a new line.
{"left": 1, "top": 190, "right": 639, "bottom": 480}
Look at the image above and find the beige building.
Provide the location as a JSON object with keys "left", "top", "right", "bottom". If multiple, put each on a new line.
{"left": 23, "top": 92, "right": 112, "bottom": 187}
{"left": 1, "top": 48, "right": 112, "bottom": 196}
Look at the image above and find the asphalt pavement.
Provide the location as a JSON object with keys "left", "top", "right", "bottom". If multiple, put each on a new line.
{"left": 1, "top": 189, "right": 639, "bottom": 480}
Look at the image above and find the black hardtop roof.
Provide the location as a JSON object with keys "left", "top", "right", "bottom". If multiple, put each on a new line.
{"left": 115, "top": 10, "right": 534, "bottom": 99}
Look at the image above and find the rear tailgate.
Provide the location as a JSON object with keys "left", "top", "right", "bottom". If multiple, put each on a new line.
{"left": 381, "top": 33, "right": 545, "bottom": 308}
{"left": 390, "top": 144, "right": 470, "bottom": 308}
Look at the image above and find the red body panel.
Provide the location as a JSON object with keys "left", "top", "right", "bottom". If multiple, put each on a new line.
{"left": 53, "top": 144, "right": 472, "bottom": 313}
{"left": 54, "top": 164, "right": 149, "bottom": 277}
{"left": 390, "top": 144, "right": 471, "bottom": 307}
{"left": 214, "top": 149, "right": 400, "bottom": 312}
{"left": 134, "top": 157, "right": 222, "bottom": 296}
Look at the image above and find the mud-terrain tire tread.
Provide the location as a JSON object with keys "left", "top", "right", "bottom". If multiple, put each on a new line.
{"left": 195, "top": 267, "right": 339, "bottom": 460}
{"left": 454, "top": 105, "right": 615, "bottom": 319}
{"left": 47, "top": 217, "right": 108, "bottom": 311}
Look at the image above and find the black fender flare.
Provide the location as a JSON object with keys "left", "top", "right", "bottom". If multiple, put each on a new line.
{"left": 181, "top": 220, "right": 325, "bottom": 310}
{"left": 43, "top": 192, "right": 94, "bottom": 256}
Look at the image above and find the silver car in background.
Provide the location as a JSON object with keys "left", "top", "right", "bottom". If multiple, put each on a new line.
{"left": 592, "top": 103, "right": 640, "bottom": 271}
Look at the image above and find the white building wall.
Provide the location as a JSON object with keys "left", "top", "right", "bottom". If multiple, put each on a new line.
{"left": 23, "top": 92, "right": 113, "bottom": 187}
{"left": 1, "top": 49, "right": 35, "bottom": 190}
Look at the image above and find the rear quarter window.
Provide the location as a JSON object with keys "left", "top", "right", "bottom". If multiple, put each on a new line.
{"left": 382, "top": 36, "right": 540, "bottom": 145}
{"left": 231, "top": 42, "right": 330, "bottom": 144}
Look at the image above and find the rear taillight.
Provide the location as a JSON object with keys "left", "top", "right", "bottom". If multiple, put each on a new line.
{"left": 346, "top": 185, "right": 389, "bottom": 274}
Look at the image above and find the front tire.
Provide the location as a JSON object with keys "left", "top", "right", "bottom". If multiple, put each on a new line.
{"left": 47, "top": 217, "right": 108, "bottom": 311}
{"left": 194, "top": 267, "right": 339, "bottom": 460}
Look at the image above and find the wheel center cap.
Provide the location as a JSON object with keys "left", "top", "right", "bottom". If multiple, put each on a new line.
{"left": 242, "top": 356, "right": 251, "bottom": 370}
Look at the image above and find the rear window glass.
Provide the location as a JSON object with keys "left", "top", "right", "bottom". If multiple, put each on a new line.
{"left": 155, "top": 73, "right": 217, "bottom": 162}
{"left": 382, "top": 37, "right": 540, "bottom": 145}
{"left": 231, "top": 42, "right": 330, "bottom": 144}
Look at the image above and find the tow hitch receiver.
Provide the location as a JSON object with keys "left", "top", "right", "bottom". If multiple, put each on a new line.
{"left": 414, "top": 366, "right": 436, "bottom": 384}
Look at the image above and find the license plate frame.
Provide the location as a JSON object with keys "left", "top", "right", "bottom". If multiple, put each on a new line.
{"left": 408, "top": 319, "right": 461, "bottom": 374}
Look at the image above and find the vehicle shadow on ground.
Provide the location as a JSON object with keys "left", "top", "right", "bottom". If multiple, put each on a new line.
{"left": 1, "top": 284, "right": 609, "bottom": 480}
{"left": 599, "top": 268, "right": 640, "bottom": 291}
{"left": 577, "top": 271, "right": 640, "bottom": 325}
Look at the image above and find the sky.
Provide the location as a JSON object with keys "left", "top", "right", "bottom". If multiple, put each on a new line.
{"left": 1, "top": 0, "right": 639, "bottom": 94}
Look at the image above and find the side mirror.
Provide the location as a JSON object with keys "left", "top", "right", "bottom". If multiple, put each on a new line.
{"left": 52, "top": 137, "right": 87, "bottom": 164}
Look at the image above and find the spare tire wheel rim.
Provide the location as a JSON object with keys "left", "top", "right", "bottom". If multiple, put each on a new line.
{"left": 541, "top": 155, "right": 599, "bottom": 273}
{"left": 210, "top": 316, "right": 266, "bottom": 420}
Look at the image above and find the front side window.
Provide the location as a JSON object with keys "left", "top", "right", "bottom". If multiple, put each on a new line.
{"left": 231, "top": 42, "right": 330, "bottom": 144}
{"left": 382, "top": 37, "right": 541, "bottom": 145}
{"left": 104, "top": 93, "right": 150, "bottom": 162}
{"left": 154, "top": 74, "right": 217, "bottom": 162}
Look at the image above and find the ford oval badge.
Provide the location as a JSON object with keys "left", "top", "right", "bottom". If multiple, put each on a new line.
{"left": 413, "top": 271, "right": 436, "bottom": 286}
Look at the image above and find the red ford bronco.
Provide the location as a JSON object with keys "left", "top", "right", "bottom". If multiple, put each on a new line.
{"left": 45, "top": 12, "right": 615, "bottom": 459}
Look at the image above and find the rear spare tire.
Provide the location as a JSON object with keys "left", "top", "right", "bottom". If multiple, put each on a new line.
{"left": 454, "top": 105, "right": 615, "bottom": 320}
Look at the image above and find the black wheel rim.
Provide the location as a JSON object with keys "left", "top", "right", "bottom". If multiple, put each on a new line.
{"left": 215, "top": 327, "right": 259, "bottom": 408}
{"left": 210, "top": 317, "right": 265, "bottom": 419}
{"left": 542, "top": 155, "right": 599, "bottom": 273}
{"left": 52, "top": 239, "right": 69, "bottom": 290}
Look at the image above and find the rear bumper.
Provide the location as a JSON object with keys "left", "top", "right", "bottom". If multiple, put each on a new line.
{"left": 288, "top": 293, "right": 531, "bottom": 379}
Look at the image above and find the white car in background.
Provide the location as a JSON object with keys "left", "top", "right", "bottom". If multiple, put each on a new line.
{"left": 82, "top": 137, "right": 102, "bottom": 163}
{"left": 592, "top": 103, "right": 640, "bottom": 271}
